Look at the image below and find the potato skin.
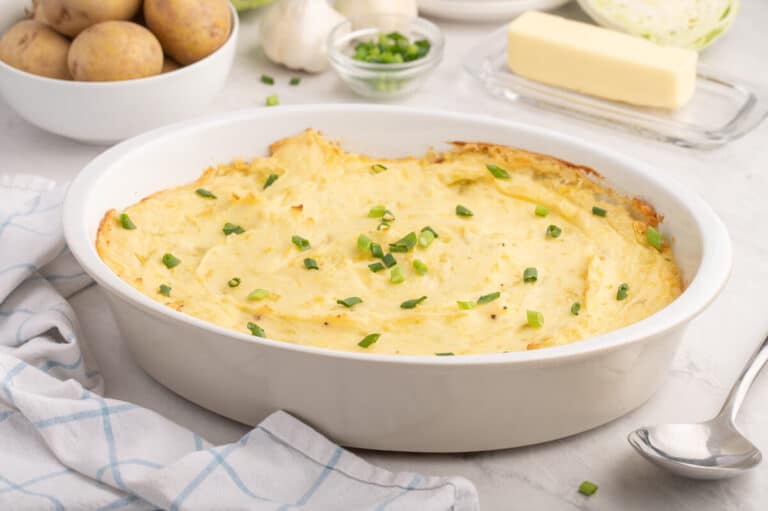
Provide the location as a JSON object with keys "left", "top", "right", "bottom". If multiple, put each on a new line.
{"left": 144, "top": 0, "right": 232, "bottom": 65}
{"left": 30, "top": 0, "right": 50, "bottom": 24}
{"left": 0, "top": 20, "right": 71, "bottom": 79}
{"left": 161, "top": 57, "right": 181, "bottom": 73}
{"left": 40, "top": 0, "right": 142, "bottom": 37}
{"left": 68, "top": 21, "right": 163, "bottom": 81}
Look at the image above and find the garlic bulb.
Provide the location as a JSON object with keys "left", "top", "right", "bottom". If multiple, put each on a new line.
{"left": 334, "top": 0, "right": 417, "bottom": 18}
{"left": 261, "top": 0, "right": 345, "bottom": 73}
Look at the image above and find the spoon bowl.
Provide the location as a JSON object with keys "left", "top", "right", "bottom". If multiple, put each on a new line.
{"left": 628, "top": 419, "right": 763, "bottom": 479}
{"left": 629, "top": 334, "right": 768, "bottom": 479}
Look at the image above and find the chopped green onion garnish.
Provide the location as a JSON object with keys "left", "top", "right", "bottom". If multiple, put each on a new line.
{"left": 376, "top": 209, "right": 395, "bottom": 231}
{"left": 418, "top": 226, "right": 439, "bottom": 248}
{"left": 418, "top": 230, "right": 436, "bottom": 248}
{"left": 368, "top": 262, "right": 385, "bottom": 272}
{"left": 119, "top": 213, "right": 136, "bottom": 230}
{"left": 354, "top": 33, "right": 429, "bottom": 62}
{"left": 266, "top": 95, "right": 279, "bottom": 107}
{"left": 435, "top": 352, "right": 454, "bottom": 356}
{"left": 646, "top": 226, "right": 663, "bottom": 250}
{"left": 578, "top": 481, "right": 598, "bottom": 496}
{"left": 421, "top": 226, "right": 439, "bottom": 238}
{"left": 390, "top": 266, "right": 404, "bottom": 284}
{"left": 304, "top": 258, "right": 319, "bottom": 270}
{"left": 162, "top": 253, "right": 181, "bottom": 269}
{"left": 617, "top": 283, "right": 629, "bottom": 301}
{"left": 260, "top": 74, "right": 274, "bottom": 85}
{"left": 382, "top": 253, "right": 397, "bottom": 268}
{"left": 523, "top": 267, "right": 538, "bottom": 283}
{"left": 195, "top": 188, "right": 216, "bottom": 199}
{"left": 228, "top": 277, "right": 241, "bottom": 288}
{"left": 455, "top": 205, "right": 473, "bottom": 217}
{"left": 370, "top": 242, "right": 384, "bottom": 259}
{"left": 400, "top": 296, "right": 427, "bottom": 309}
{"left": 527, "top": 310, "right": 544, "bottom": 328}
{"left": 337, "top": 296, "right": 363, "bottom": 308}
{"left": 158, "top": 284, "right": 171, "bottom": 296}
{"left": 357, "top": 234, "right": 372, "bottom": 253}
{"left": 371, "top": 163, "right": 388, "bottom": 173}
{"left": 247, "top": 288, "right": 269, "bottom": 301}
{"left": 457, "top": 301, "right": 476, "bottom": 310}
{"left": 419, "top": 231, "right": 435, "bottom": 248}
{"left": 291, "top": 235, "right": 310, "bottom": 251}
{"left": 592, "top": 206, "right": 607, "bottom": 217}
{"left": 389, "top": 232, "right": 417, "bottom": 252}
{"left": 289, "top": 77, "right": 301, "bottom": 86}
{"left": 368, "top": 205, "right": 386, "bottom": 218}
{"left": 478, "top": 292, "right": 500, "bottom": 304}
{"left": 247, "top": 322, "right": 265, "bottom": 337}
{"left": 352, "top": 32, "right": 431, "bottom": 64}
{"left": 263, "top": 174, "right": 279, "bottom": 189}
{"left": 358, "top": 333, "right": 380, "bottom": 348}
{"left": 413, "top": 259, "right": 428, "bottom": 275}
{"left": 223, "top": 222, "right": 245, "bottom": 235}
{"left": 486, "top": 163, "right": 510, "bottom": 179}
{"left": 546, "top": 224, "right": 562, "bottom": 238}
{"left": 571, "top": 302, "right": 581, "bottom": 315}
{"left": 534, "top": 205, "right": 549, "bottom": 217}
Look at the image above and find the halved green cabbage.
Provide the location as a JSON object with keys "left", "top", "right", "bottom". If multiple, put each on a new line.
{"left": 577, "top": 0, "right": 739, "bottom": 50}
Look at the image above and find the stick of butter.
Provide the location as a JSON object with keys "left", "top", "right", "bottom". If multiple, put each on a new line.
{"left": 507, "top": 11, "right": 698, "bottom": 110}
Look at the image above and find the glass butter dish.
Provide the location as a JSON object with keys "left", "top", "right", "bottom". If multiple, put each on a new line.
{"left": 463, "top": 26, "right": 768, "bottom": 149}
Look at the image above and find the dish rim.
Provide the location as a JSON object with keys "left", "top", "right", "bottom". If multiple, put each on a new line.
{"left": 0, "top": 2, "right": 239, "bottom": 87}
{"left": 63, "top": 104, "right": 732, "bottom": 366}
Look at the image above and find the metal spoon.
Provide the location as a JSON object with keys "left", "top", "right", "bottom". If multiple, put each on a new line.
{"left": 628, "top": 334, "right": 768, "bottom": 479}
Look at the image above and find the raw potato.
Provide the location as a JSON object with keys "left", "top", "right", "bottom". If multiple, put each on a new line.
{"left": 29, "top": 0, "right": 50, "bottom": 23}
{"left": 144, "top": 0, "right": 232, "bottom": 65}
{"left": 0, "top": 20, "right": 70, "bottom": 79}
{"left": 39, "top": 0, "right": 142, "bottom": 37}
{"left": 161, "top": 57, "right": 180, "bottom": 73}
{"left": 68, "top": 21, "right": 163, "bottom": 81}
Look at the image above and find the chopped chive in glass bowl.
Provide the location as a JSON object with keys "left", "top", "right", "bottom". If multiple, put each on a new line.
{"left": 327, "top": 14, "right": 444, "bottom": 100}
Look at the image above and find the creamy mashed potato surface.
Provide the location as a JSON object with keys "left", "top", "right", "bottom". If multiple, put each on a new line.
{"left": 97, "top": 130, "right": 682, "bottom": 355}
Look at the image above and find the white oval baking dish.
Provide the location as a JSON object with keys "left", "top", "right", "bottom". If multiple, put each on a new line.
{"left": 63, "top": 105, "right": 732, "bottom": 452}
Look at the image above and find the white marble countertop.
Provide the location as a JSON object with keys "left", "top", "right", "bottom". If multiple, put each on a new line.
{"left": 3, "top": 2, "right": 768, "bottom": 509}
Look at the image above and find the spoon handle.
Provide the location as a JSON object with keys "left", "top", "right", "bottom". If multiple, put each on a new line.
{"left": 718, "top": 333, "right": 768, "bottom": 423}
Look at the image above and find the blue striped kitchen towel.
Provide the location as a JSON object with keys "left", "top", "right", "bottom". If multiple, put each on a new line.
{"left": 0, "top": 174, "right": 479, "bottom": 511}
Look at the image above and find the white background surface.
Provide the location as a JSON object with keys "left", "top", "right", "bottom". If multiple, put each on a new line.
{"left": 2, "top": 1, "right": 768, "bottom": 509}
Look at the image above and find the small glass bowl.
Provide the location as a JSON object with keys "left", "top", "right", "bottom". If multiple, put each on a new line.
{"left": 327, "top": 14, "right": 444, "bottom": 100}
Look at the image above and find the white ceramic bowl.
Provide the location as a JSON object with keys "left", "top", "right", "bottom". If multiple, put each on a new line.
{"left": 0, "top": 0, "right": 238, "bottom": 145}
{"left": 415, "top": 0, "right": 571, "bottom": 22}
{"left": 64, "top": 105, "right": 732, "bottom": 452}
{"left": 327, "top": 14, "right": 444, "bottom": 100}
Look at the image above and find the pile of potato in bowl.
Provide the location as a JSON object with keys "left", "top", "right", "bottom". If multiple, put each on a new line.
{"left": 0, "top": 0, "right": 238, "bottom": 143}
{"left": 0, "top": 0, "right": 232, "bottom": 81}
